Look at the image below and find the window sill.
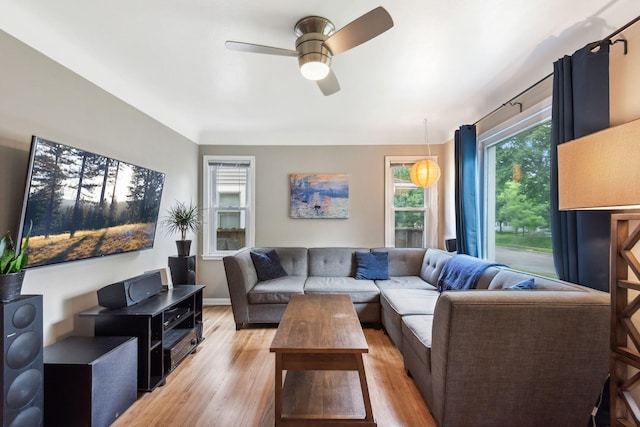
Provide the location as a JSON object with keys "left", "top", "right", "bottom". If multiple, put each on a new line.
{"left": 201, "top": 248, "right": 247, "bottom": 261}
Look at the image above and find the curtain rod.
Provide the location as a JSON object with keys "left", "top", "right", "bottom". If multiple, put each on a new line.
{"left": 472, "top": 14, "right": 640, "bottom": 126}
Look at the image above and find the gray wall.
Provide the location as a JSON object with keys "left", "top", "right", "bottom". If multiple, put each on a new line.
{"left": 198, "top": 143, "right": 454, "bottom": 301}
{"left": 0, "top": 31, "right": 199, "bottom": 344}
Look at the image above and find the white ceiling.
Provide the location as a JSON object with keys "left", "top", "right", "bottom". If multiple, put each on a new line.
{"left": 1, "top": 0, "right": 638, "bottom": 145}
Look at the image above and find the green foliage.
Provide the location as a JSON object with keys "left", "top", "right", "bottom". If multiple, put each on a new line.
{"left": 0, "top": 222, "right": 31, "bottom": 274}
{"left": 393, "top": 167, "right": 411, "bottom": 182}
{"left": 497, "top": 181, "right": 545, "bottom": 235}
{"left": 493, "top": 120, "right": 551, "bottom": 240}
{"left": 393, "top": 166, "right": 426, "bottom": 229}
{"left": 394, "top": 188, "right": 424, "bottom": 209}
{"left": 162, "top": 201, "right": 201, "bottom": 241}
{"left": 495, "top": 231, "right": 552, "bottom": 253}
{"left": 395, "top": 211, "right": 425, "bottom": 230}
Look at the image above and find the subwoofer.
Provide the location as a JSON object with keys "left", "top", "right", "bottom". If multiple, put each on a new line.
{"left": 0, "top": 295, "right": 43, "bottom": 427}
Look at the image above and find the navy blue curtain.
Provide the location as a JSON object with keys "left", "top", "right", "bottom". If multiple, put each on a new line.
{"left": 454, "top": 124, "right": 479, "bottom": 257}
{"left": 550, "top": 41, "right": 610, "bottom": 291}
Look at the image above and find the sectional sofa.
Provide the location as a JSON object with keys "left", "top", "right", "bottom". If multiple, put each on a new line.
{"left": 223, "top": 246, "right": 610, "bottom": 427}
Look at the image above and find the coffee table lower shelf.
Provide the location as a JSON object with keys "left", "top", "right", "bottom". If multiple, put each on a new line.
{"left": 281, "top": 370, "right": 375, "bottom": 425}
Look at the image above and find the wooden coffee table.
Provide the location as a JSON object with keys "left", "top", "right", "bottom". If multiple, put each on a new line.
{"left": 270, "top": 294, "right": 376, "bottom": 426}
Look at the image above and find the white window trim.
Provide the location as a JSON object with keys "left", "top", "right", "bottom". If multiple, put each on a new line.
{"left": 201, "top": 155, "right": 255, "bottom": 260}
{"left": 478, "top": 97, "right": 552, "bottom": 260}
{"left": 384, "top": 155, "right": 439, "bottom": 248}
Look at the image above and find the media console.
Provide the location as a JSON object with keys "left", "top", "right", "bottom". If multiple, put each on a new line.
{"left": 80, "top": 285, "right": 204, "bottom": 391}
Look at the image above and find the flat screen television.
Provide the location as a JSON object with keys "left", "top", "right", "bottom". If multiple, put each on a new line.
{"left": 18, "top": 136, "right": 165, "bottom": 268}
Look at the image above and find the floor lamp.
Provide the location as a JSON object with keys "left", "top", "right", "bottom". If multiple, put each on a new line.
{"left": 557, "top": 118, "right": 640, "bottom": 426}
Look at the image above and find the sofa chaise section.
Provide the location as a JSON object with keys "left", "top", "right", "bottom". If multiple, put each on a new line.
{"left": 414, "top": 289, "right": 610, "bottom": 427}
{"left": 397, "top": 266, "right": 610, "bottom": 427}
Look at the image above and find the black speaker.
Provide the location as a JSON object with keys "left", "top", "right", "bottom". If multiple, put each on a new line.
{"left": 97, "top": 271, "right": 163, "bottom": 309}
{"left": 445, "top": 238, "right": 457, "bottom": 252}
{"left": 168, "top": 256, "right": 196, "bottom": 285}
{"left": 0, "top": 295, "right": 43, "bottom": 427}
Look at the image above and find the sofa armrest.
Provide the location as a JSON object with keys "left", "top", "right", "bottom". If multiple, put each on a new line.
{"left": 430, "top": 290, "right": 609, "bottom": 427}
{"left": 223, "top": 248, "right": 258, "bottom": 328}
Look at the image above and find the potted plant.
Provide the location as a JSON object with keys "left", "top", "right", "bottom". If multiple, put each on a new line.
{"left": 0, "top": 223, "right": 31, "bottom": 302}
{"left": 162, "top": 201, "right": 201, "bottom": 256}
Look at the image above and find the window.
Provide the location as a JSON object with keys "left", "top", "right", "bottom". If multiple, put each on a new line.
{"left": 384, "top": 156, "right": 438, "bottom": 248}
{"left": 202, "top": 156, "right": 255, "bottom": 258}
{"left": 479, "top": 99, "right": 555, "bottom": 277}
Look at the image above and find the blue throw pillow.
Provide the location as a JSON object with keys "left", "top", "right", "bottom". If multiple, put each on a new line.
{"left": 250, "top": 250, "right": 288, "bottom": 281}
{"left": 355, "top": 251, "right": 390, "bottom": 280}
{"left": 507, "top": 278, "right": 536, "bottom": 290}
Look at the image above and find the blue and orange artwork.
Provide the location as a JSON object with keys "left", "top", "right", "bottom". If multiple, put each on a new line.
{"left": 289, "top": 173, "right": 349, "bottom": 219}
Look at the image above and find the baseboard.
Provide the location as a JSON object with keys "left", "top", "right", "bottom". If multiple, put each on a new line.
{"left": 204, "top": 298, "right": 230, "bottom": 306}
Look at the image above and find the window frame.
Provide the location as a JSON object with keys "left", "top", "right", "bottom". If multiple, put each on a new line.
{"left": 384, "top": 155, "right": 439, "bottom": 248}
{"left": 201, "top": 155, "right": 255, "bottom": 260}
{"left": 478, "top": 97, "right": 552, "bottom": 262}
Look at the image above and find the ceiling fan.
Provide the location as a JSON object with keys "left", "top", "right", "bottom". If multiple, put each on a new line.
{"left": 225, "top": 6, "right": 394, "bottom": 96}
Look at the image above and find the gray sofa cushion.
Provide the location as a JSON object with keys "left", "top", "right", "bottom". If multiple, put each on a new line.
{"left": 380, "top": 288, "right": 439, "bottom": 352}
{"left": 381, "top": 289, "right": 440, "bottom": 316}
{"left": 308, "top": 247, "right": 368, "bottom": 277}
{"left": 420, "top": 249, "right": 452, "bottom": 285}
{"left": 247, "top": 276, "right": 306, "bottom": 304}
{"left": 402, "top": 315, "right": 434, "bottom": 369}
{"left": 372, "top": 248, "right": 426, "bottom": 276}
{"left": 304, "top": 276, "right": 380, "bottom": 303}
{"left": 375, "top": 276, "right": 437, "bottom": 291}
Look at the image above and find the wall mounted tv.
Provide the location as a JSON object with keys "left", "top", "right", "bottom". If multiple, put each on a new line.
{"left": 18, "top": 136, "right": 165, "bottom": 268}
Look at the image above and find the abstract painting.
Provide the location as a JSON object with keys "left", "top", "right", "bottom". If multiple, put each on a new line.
{"left": 289, "top": 173, "right": 349, "bottom": 219}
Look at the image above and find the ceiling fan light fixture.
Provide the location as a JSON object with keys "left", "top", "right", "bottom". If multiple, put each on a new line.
{"left": 298, "top": 52, "right": 331, "bottom": 80}
{"left": 300, "top": 60, "right": 330, "bottom": 80}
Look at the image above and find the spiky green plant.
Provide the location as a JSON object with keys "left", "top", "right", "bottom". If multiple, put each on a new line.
{"left": 162, "top": 201, "right": 201, "bottom": 241}
{"left": 0, "top": 222, "right": 31, "bottom": 274}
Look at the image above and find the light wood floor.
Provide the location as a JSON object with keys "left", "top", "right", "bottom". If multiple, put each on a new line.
{"left": 112, "top": 306, "right": 437, "bottom": 427}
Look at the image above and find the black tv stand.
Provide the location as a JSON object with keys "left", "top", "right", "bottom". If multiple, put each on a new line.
{"left": 80, "top": 285, "right": 204, "bottom": 391}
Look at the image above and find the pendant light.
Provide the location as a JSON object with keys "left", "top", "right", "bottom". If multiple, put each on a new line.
{"left": 410, "top": 119, "right": 441, "bottom": 188}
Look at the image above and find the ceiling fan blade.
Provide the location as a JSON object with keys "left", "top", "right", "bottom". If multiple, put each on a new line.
{"left": 316, "top": 69, "right": 340, "bottom": 96}
{"left": 323, "top": 7, "right": 393, "bottom": 56}
{"left": 225, "top": 41, "right": 298, "bottom": 57}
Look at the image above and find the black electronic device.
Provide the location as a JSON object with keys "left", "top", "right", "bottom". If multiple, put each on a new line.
{"left": 445, "top": 238, "right": 457, "bottom": 253}
{"left": 97, "top": 271, "right": 163, "bottom": 309}
{"left": 18, "top": 136, "right": 165, "bottom": 269}
{"left": 163, "top": 329, "right": 198, "bottom": 372}
{"left": 43, "top": 336, "right": 137, "bottom": 427}
{"left": 168, "top": 255, "right": 196, "bottom": 285}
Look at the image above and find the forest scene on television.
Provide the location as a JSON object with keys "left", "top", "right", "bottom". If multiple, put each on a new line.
{"left": 21, "top": 138, "right": 165, "bottom": 267}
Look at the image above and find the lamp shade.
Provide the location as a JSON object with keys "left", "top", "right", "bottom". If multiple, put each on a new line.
{"left": 558, "top": 118, "right": 640, "bottom": 210}
{"left": 410, "top": 159, "right": 441, "bottom": 188}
